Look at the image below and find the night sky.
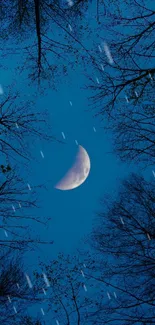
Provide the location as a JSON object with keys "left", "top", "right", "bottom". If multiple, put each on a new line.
{"left": 1, "top": 15, "right": 132, "bottom": 262}
{"left": 0, "top": 1, "right": 154, "bottom": 324}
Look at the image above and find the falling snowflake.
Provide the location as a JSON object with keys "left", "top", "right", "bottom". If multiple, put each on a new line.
{"left": 98, "top": 45, "right": 102, "bottom": 53}
{"left": 42, "top": 288, "right": 47, "bottom": 295}
{"left": 67, "top": 0, "right": 74, "bottom": 7}
{"left": 27, "top": 183, "right": 31, "bottom": 191}
{"left": 114, "top": 292, "right": 117, "bottom": 298}
{"left": 25, "top": 273, "right": 33, "bottom": 288}
{"left": 81, "top": 270, "right": 85, "bottom": 277}
{"left": 68, "top": 24, "right": 72, "bottom": 32}
{"left": 12, "top": 205, "right": 16, "bottom": 212}
{"left": 4, "top": 230, "right": 8, "bottom": 237}
{"left": 61, "top": 132, "right": 65, "bottom": 140}
{"left": 8, "top": 296, "right": 11, "bottom": 303}
{"left": 0, "top": 84, "right": 4, "bottom": 95}
{"left": 43, "top": 273, "right": 50, "bottom": 287}
{"left": 40, "top": 150, "right": 44, "bottom": 158}
{"left": 41, "top": 308, "right": 45, "bottom": 316}
{"left": 56, "top": 320, "right": 60, "bottom": 325}
{"left": 135, "top": 91, "right": 138, "bottom": 97}
{"left": 147, "top": 233, "right": 151, "bottom": 240}
{"left": 149, "top": 73, "right": 153, "bottom": 80}
{"left": 125, "top": 96, "right": 129, "bottom": 103}
{"left": 83, "top": 284, "right": 87, "bottom": 292}
{"left": 96, "top": 77, "right": 100, "bottom": 84}
{"left": 120, "top": 217, "right": 124, "bottom": 225}
{"left": 103, "top": 42, "right": 113, "bottom": 64}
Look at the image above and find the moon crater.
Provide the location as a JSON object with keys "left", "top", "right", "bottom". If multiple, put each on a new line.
{"left": 55, "top": 145, "right": 90, "bottom": 191}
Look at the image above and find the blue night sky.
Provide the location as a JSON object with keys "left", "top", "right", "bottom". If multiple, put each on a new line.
{"left": 1, "top": 28, "right": 136, "bottom": 263}
{"left": 1, "top": 2, "right": 154, "bottom": 323}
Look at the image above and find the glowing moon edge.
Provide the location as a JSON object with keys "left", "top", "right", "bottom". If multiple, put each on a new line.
{"left": 55, "top": 145, "right": 91, "bottom": 191}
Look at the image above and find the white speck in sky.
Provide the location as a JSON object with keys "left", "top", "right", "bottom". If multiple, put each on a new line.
{"left": 93, "top": 126, "right": 96, "bottom": 132}
{"left": 18, "top": 202, "right": 22, "bottom": 208}
{"left": 27, "top": 183, "right": 31, "bottom": 191}
{"left": 83, "top": 263, "right": 86, "bottom": 268}
{"left": 114, "top": 292, "right": 117, "bottom": 298}
{"left": 43, "top": 273, "right": 50, "bottom": 287}
{"left": 40, "top": 150, "right": 44, "bottom": 158}
{"left": 12, "top": 205, "right": 15, "bottom": 212}
{"left": 56, "top": 320, "right": 60, "bottom": 325}
{"left": 4, "top": 230, "right": 8, "bottom": 237}
{"left": 42, "top": 288, "right": 47, "bottom": 295}
{"left": 101, "top": 64, "right": 104, "bottom": 71}
{"left": 25, "top": 273, "right": 33, "bottom": 288}
{"left": 98, "top": 45, "right": 102, "bottom": 53}
{"left": 120, "top": 217, "right": 124, "bottom": 225}
{"left": 8, "top": 296, "right": 11, "bottom": 303}
{"left": 61, "top": 132, "right": 65, "bottom": 140}
{"left": 15, "top": 122, "right": 19, "bottom": 129}
{"left": 75, "top": 140, "right": 78, "bottom": 145}
{"left": 125, "top": 96, "right": 129, "bottom": 103}
{"left": 17, "top": 283, "right": 20, "bottom": 289}
{"left": 0, "top": 84, "right": 4, "bottom": 95}
{"left": 83, "top": 284, "right": 87, "bottom": 292}
{"left": 149, "top": 73, "right": 153, "bottom": 80}
{"left": 135, "top": 91, "right": 138, "bottom": 97}
{"left": 147, "top": 233, "right": 151, "bottom": 240}
{"left": 69, "top": 101, "right": 72, "bottom": 106}
{"left": 96, "top": 77, "right": 100, "bottom": 84}
{"left": 103, "top": 42, "right": 114, "bottom": 64}
{"left": 152, "top": 170, "right": 155, "bottom": 178}
{"left": 81, "top": 270, "right": 85, "bottom": 277}
{"left": 69, "top": 24, "right": 72, "bottom": 32}
{"left": 67, "top": 0, "right": 73, "bottom": 6}
{"left": 107, "top": 292, "right": 111, "bottom": 299}
{"left": 13, "top": 306, "right": 17, "bottom": 313}
{"left": 41, "top": 308, "right": 45, "bottom": 316}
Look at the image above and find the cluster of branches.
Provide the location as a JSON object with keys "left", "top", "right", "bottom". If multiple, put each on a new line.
{"left": 0, "top": 87, "right": 54, "bottom": 161}
{"left": 0, "top": 0, "right": 94, "bottom": 86}
{"left": 88, "top": 0, "right": 155, "bottom": 166}
{"left": 0, "top": 0, "right": 120, "bottom": 87}
{"left": 1, "top": 1, "right": 155, "bottom": 324}
{"left": 0, "top": 248, "right": 45, "bottom": 325}
{"left": 0, "top": 86, "right": 54, "bottom": 251}
{"left": 33, "top": 253, "right": 101, "bottom": 325}
{"left": 84, "top": 173, "right": 155, "bottom": 325}
{"left": 0, "top": 87, "right": 54, "bottom": 323}
{"left": 29, "top": 172, "right": 155, "bottom": 324}
{"left": 1, "top": 174, "right": 155, "bottom": 324}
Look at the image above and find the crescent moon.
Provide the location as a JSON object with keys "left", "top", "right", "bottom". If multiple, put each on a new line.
{"left": 55, "top": 145, "right": 91, "bottom": 191}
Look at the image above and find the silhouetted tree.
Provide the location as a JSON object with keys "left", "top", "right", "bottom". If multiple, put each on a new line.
{"left": 35, "top": 253, "right": 101, "bottom": 324}
{"left": 0, "top": 164, "right": 53, "bottom": 251}
{"left": 0, "top": 248, "right": 43, "bottom": 325}
{"left": 1, "top": 0, "right": 93, "bottom": 86}
{"left": 86, "top": 173, "right": 155, "bottom": 325}
{"left": 0, "top": 86, "right": 54, "bottom": 251}
{"left": 18, "top": 316, "right": 44, "bottom": 325}
{"left": 0, "top": 87, "right": 54, "bottom": 161}
{"left": 88, "top": 0, "right": 155, "bottom": 165}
